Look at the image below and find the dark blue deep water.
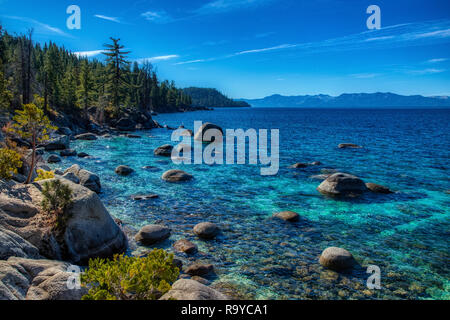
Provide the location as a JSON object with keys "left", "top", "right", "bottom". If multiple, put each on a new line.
{"left": 49, "top": 108, "right": 450, "bottom": 299}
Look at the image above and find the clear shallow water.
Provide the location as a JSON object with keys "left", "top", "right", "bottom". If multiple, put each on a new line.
{"left": 49, "top": 108, "right": 449, "bottom": 300}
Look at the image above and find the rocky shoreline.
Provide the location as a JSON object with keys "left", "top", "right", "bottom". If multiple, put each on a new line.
{"left": 1, "top": 116, "right": 398, "bottom": 300}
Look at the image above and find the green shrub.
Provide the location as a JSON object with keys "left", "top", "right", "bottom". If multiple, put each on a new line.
{"left": 81, "top": 250, "right": 180, "bottom": 300}
{"left": 41, "top": 179, "right": 73, "bottom": 230}
{"left": 0, "top": 148, "right": 22, "bottom": 179}
{"left": 34, "top": 169, "right": 55, "bottom": 182}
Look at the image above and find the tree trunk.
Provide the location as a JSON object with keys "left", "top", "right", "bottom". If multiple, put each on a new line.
{"left": 25, "top": 133, "right": 36, "bottom": 184}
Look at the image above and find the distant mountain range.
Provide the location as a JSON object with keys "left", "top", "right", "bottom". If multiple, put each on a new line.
{"left": 239, "top": 93, "right": 450, "bottom": 108}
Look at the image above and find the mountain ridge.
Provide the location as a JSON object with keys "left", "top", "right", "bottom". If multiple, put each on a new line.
{"left": 239, "top": 92, "right": 450, "bottom": 108}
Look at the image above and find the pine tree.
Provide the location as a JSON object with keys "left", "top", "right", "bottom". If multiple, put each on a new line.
{"left": 77, "top": 60, "right": 95, "bottom": 117}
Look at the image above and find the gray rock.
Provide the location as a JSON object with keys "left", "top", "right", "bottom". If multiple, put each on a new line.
{"left": 366, "top": 183, "right": 393, "bottom": 194}
{"left": 47, "top": 155, "right": 61, "bottom": 163}
{"left": 60, "top": 149, "right": 77, "bottom": 157}
{"left": 135, "top": 225, "right": 171, "bottom": 245}
{"left": 194, "top": 123, "right": 223, "bottom": 143}
{"left": 185, "top": 264, "right": 214, "bottom": 276}
{"left": 154, "top": 144, "right": 173, "bottom": 157}
{"left": 77, "top": 169, "right": 101, "bottom": 193}
{"left": 160, "top": 279, "right": 228, "bottom": 300}
{"left": 319, "top": 247, "right": 356, "bottom": 271}
{"left": 338, "top": 143, "right": 362, "bottom": 149}
{"left": 273, "top": 211, "right": 300, "bottom": 222}
{"left": 77, "top": 152, "right": 89, "bottom": 158}
{"left": 0, "top": 228, "right": 41, "bottom": 260}
{"left": 193, "top": 222, "right": 219, "bottom": 239}
{"left": 173, "top": 239, "right": 197, "bottom": 254}
{"left": 290, "top": 163, "right": 309, "bottom": 169}
{"left": 162, "top": 169, "right": 193, "bottom": 182}
{"left": 132, "top": 194, "right": 159, "bottom": 200}
{"left": 56, "top": 127, "right": 72, "bottom": 136}
{"left": 317, "top": 173, "right": 368, "bottom": 197}
{"left": 61, "top": 172, "right": 80, "bottom": 184}
{"left": 44, "top": 136, "right": 70, "bottom": 151}
{"left": 74, "top": 133, "right": 97, "bottom": 141}
{"left": 115, "top": 165, "right": 134, "bottom": 176}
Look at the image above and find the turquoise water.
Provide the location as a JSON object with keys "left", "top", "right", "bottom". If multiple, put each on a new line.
{"left": 49, "top": 108, "right": 449, "bottom": 300}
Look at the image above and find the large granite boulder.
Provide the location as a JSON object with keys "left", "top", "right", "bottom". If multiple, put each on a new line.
{"left": 0, "top": 179, "right": 127, "bottom": 265}
{"left": 0, "top": 228, "right": 41, "bottom": 260}
{"left": 173, "top": 239, "right": 197, "bottom": 254}
{"left": 44, "top": 135, "right": 70, "bottom": 151}
{"left": 0, "top": 257, "right": 86, "bottom": 300}
{"left": 185, "top": 264, "right": 214, "bottom": 276}
{"left": 193, "top": 222, "right": 219, "bottom": 239}
{"left": 115, "top": 118, "right": 135, "bottom": 131}
{"left": 273, "top": 211, "right": 300, "bottom": 222}
{"left": 162, "top": 169, "right": 193, "bottom": 183}
{"left": 317, "top": 173, "right": 368, "bottom": 197}
{"left": 160, "top": 279, "right": 228, "bottom": 300}
{"left": 47, "top": 155, "right": 61, "bottom": 164}
{"left": 366, "top": 183, "right": 393, "bottom": 194}
{"left": 319, "top": 247, "right": 356, "bottom": 271}
{"left": 64, "top": 165, "right": 101, "bottom": 193}
{"left": 194, "top": 123, "right": 223, "bottom": 143}
{"left": 74, "top": 133, "right": 97, "bottom": 141}
{"left": 115, "top": 165, "right": 134, "bottom": 176}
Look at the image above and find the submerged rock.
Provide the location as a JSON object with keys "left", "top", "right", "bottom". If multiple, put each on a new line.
{"left": 162, "top": 169, "right": 193, "bottom": 182}
{"left": 47, "top": 155, "right": 61, "bottom": 163}
{"left": 273, "top": 211, "right": 300, "bottom": 222}
{"left": 317, "top": 173, "right": 368, "bottom": 197}
{"left": 193, "top": 222, "right": 219, "bottom": 239}
{"left": 319, "top": 247, "right": 356, "bottom": 271}
{"left": 126, "top": 134, "right": 141, "bottom": 139}
{"left": 154, "top": 144, "right": 173, "bottom": 157}
{"left": 115, "top": 165, "right": 134, "bottom": 176}
{"left": 77, "top": 152, "right": 89, "bottom": 158}
{"left": 135, "top": 225, "right": 171, "bottom": 245}
{"left": 366, "top": 183, "right": 394, "bottom": 194}
{"left": 59, "top": 149, "right": 77, "bottom": 157}
{"left": 193, "top": 122, "right": 223, "bottom": 143}
{"left": 290, "top": 163, "right": 310, "bottom": 169}
{"left": 338, "top": 143, "right": 362, "bottom": 149}
{"left": 185, "top": 263, "right": 214, "bottom": 276}
{"left": 74, "top": 133, "right": 97, "bottom": 141}
{"left": 173, "top": 239, "right": 198, "bottom": 254}
{"left": 132, "top": 194, "right": 159, "bottom": 200}
{"left": 160, "top": 279, "right": 228, "bottom": 300}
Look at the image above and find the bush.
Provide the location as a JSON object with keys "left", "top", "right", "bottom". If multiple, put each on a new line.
{"left": 41, "top": 179, "right": 73, "bottom": 230}
{"left": 81, "top": 250, "right": 180, "bottom": 300}
{"left": 35, "top": 169, "right": 55, "bottom": 182}
{"left": 0, "top": 148, "right": 22, "bottom": 179}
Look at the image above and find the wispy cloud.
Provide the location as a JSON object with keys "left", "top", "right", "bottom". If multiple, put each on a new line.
{"left": 1, "top": 15, "right": 72, "bottom": 38}
{"left": 174, "top": 19, "right": 450, "bottom": 66}
{"left": 73, "top": 50, "right": 104, "bottom": 58}
{"left": 136, "top": 55, "right": 179, "bottom": 64}
{"left": 426, "top": 58, "right": 447, "bottom": 63}
{"left": 174, "top": 59, "right": 207, "bottom": 65}
{"left": 94, "top": 14, "right": 121, "bottom": 24}
{"left": 141, "top": 11, "right": 174, "bottom": 23}
{"left": 350, "top": 73, "right": 380, "bottom": 79}
{"left": 407, "top": 68, "right": 446, "bottom": 75}
{"left": 193, "top": 0, "right": 274, "bottom": 15}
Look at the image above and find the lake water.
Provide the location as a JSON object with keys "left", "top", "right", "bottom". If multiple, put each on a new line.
{"left": 49, "top": 108, "right": 450, "bottom": 300}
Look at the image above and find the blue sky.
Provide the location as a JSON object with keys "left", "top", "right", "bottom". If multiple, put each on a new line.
{"left": 1, "top": 0, "right": 450, "bottom": 99}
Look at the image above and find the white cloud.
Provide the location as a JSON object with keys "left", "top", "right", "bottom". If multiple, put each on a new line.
{"left": 136, "top": 55, "right": 179, "bottom": 63}
{"left": 73, "top": 50, "right": 104, "bottom": 58}
{"left": 350, "top": 73, "right": 380, "bottom": 79}
{"left": 236, "top": 44, "right": 297, "bottom": 55}
{"left": 194, "top": 0, "right": 273, "bottom": 14}
{"left": 94, "top": 14, "right": 121, "bottom": 23}
{"left": 174, "top": 59, "right": 207, "bottom": 65}
{"left": 407, "top": 68, "right": 446, "bottom": 75}
{"left": 1, "top": 15, "right": 72, "bottom": 38}
{"left": 426, "top": 58, "right": 447, "bottom": 63}
{"left": 141, "top": 11, "right": 173, "bottom": 23}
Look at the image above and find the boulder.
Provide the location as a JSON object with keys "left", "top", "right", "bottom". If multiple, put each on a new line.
{"left": 319, "top": 247, "right": 356, "bottom": 271}
{"left": 185, "top": 264, "right": 214, "bottom": 276}
{"left": 64, "top": 165, "right": 101, "bottom": 193}
{"left": 0, "top": 257, "right": 86, "bottom": 300}
{"left": 126, "top": 134, "right": 141, "bottom": 139}
{"left": 154, "top": 144, "right": 173, "bottom": 157}
{"left": 60, "top": 149, "right": 77, "bottom": 157}
{"left": 193, "top": 222, "right": 219, "bottom": 239}
{"left": 135, "top": 225, "right": 171, "bottom": 245}
{"left": 47, "top": 155, "right": 61, "bottom": 164}
{"left": 61, "top": 172, "right": 80, "bottom": 184}
{"left": 160, "top": 279, "right": 228, "bottom": 300}
{"left": 77, "top": 152, "right": 89, "bottom": 158}
{"left": 44, "top": 136, "right": 70, "bottom": 151}
{"left": 290, "top": 163, "right": 309, "bottom": 169}
{"left": 74, "top": 133, "right": 97, "bottom": 141}
{"left": 173, "top": 239, "right": 198, "bottom": 254}
{"left": 0, "top": 179, "right": 127, "bottom": 265}
{"left": 0, "top": 228, "right": 41, "bottom": 260}
{"left": 56, "top": 127, "right": 72, "bottom": 136}
{"left": 366, "top": 183, "right": 393, "bottom": 194}
{"left": 115, "top": 118, "right": 135, "bottom": 131}
{"left": 273, "top": 211, "right": 300, "bottom": 222}
{"left": 162, "top": 169, "right": 193, "bottom": 183}
{"left": 115, "top": 165, "right": 134, "bottom": 176}
{"left": 132, "top": 194, "right": 159, "bottom": 201}
{"left": 338, "top": 143, "right": 362, "bottom": 149}
{"left": 317, "top": 173, "right": 368, "bottom": 197}
{"left": 194, "top": 123, "right": 223, "bottom": 143}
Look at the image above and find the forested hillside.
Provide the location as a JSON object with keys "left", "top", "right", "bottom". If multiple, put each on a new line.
{"left": 182, "top": 87, "right": 250, "bottom": 108}
{"left": 0, "top": 25, "right": 193, "bottom": 129}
